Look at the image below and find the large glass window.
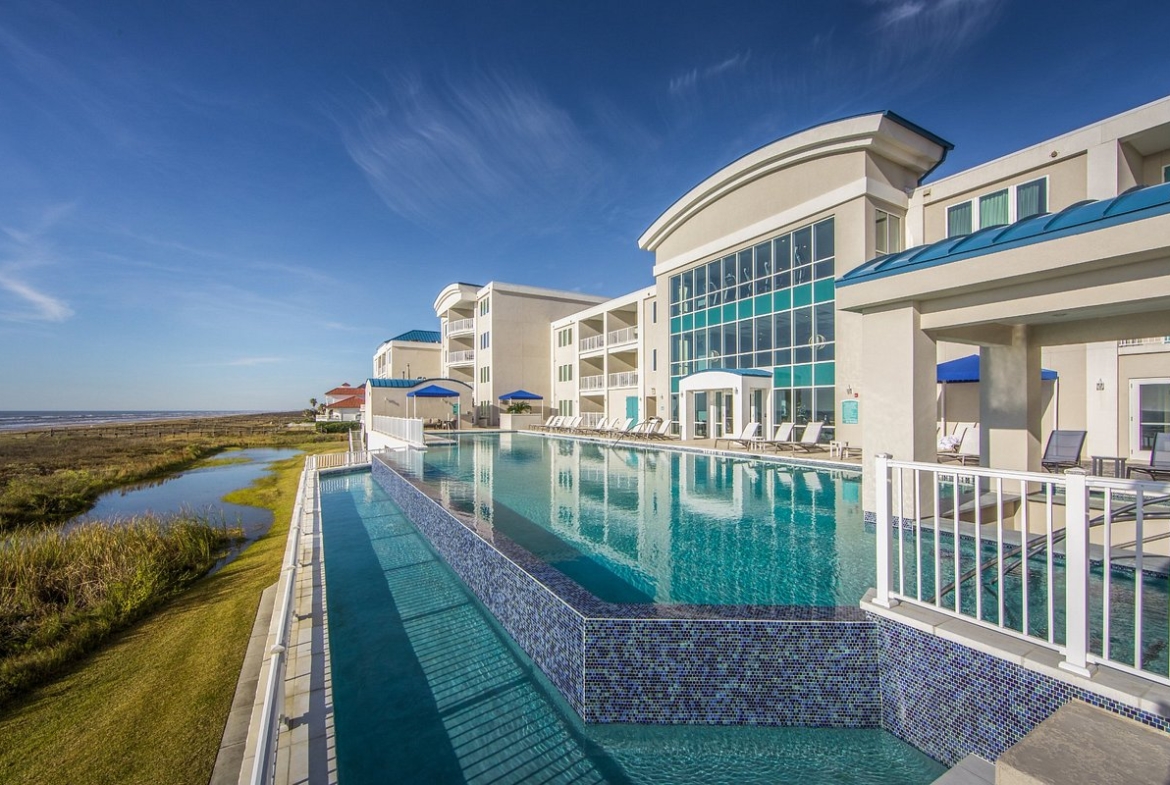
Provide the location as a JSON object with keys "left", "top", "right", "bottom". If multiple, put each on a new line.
{"left": 875, "top": 209, "right": 902, "bottom": 255}
{"left": 1016, "top": 178, "right": 1047, "bottom": 219}
{"left": 947, "top": 202, "right": 973, "bottom": 237}
{"left": 979, "top": 189, "right": 1009, "bottom": 228}
{"left": 668, "top": 216, "right": 836, "bottom": 424}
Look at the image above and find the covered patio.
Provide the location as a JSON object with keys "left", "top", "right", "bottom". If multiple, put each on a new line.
{"left": 838, "top": 183, "right": 1170, "bottom": 510}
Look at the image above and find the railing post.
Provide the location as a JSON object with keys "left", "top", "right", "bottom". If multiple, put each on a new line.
{"left": 873, "top": 453, "right": 898, "bottom": 609}
{"left": 1059, "top": 468, "right": 1094, "bottom": 677}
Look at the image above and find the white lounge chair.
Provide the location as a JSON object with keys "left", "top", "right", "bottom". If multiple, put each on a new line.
{"left": 715, "top": 422, "right": 760, "bottom": 450}
{"left": 938, "top": 425, "right": 980, "bottom": 465}
{"left": 782, "top": 422, "right": 826, "bottom": 453}
{"left": 757, "top": 422, "right": 795, "bottom": 451}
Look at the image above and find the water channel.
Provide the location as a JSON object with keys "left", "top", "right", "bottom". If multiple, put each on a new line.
{"left": 73, "top": 447, "right": 301, "bottom": 539}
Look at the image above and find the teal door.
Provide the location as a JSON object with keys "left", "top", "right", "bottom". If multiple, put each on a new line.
{"left": 626, "top": 396, "right": 639, "bottom": 420}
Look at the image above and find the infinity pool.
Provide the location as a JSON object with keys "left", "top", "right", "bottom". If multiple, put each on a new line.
{"left": 320, "top": 470, "right": 947, "bottom": 783}
{"left": 382, "top": 433, "right": 868, "bottom": 606}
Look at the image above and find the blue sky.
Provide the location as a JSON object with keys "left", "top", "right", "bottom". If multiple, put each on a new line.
{"left": 2, "top": 1, "right": 1168, "bottom": 411}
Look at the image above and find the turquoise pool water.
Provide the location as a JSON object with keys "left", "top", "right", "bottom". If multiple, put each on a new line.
{"left": 320, "top": 471, "right": 947, "bottom": 784}
{"left": 383, "top": 433, "right": 870, "bottom": 606}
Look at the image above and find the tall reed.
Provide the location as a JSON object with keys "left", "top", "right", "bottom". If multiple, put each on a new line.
{"left": 0, "top": 514, "right": 242, "bottom": 703}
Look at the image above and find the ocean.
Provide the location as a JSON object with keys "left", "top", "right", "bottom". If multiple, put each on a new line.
{"left": 0, "top": 410, "right": 262, "bottom": 432}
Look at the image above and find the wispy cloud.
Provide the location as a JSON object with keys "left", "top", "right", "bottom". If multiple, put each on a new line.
{"left": 333, "top": 70, "right": 602, "bottom": 226}
{"left": 669, "top": 52, "right": 752, "bottom": 96}
{"left": 0, "top": 269, "right": 73, "bottom": 322}
{"left": 864, "top": 0, "right": 1002, "bottom": 68}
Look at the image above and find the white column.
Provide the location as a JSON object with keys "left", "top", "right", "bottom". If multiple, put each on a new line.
{"left": 980, "top": 327, "right": 1042, "bottom": 472}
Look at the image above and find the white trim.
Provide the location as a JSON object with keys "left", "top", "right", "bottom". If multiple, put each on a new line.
{"left": 946, "top": 175, "right": 1050, "bottom": 237}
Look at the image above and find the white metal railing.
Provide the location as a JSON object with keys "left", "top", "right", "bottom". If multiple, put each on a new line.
{"left": 313, "top": 450, "right": 370, "bottom": 469}
{"left": 1118, "top": 336, "right": 1170, "bottom": 347}
{"left": 580, "top": 374, "right": 605, "bottom": 391}
{"left": 370, "top": 415, "right": 424, "bottom": 447}
{"left": 579, "top": 334, "right": 605, "bottom": 352}
{"left": 873, "top": 455, "right": 1170, "bottom": 686}
{"left": 607, "top": 325, "right": 638, "bottom": 345}
{"left": 444, "top": 317, "right": 474, "bottom": 336}
{"left": 608, "top": 371, "right": 638, "bottom": 388}
{"left": 447, "top": 349, "right": 475, "bottom": 364}
{"left": 249, "top": 460, "right": 312, "bottom": 785}
{"left": 581, "top": 412, "right": 604, "bottom": 428}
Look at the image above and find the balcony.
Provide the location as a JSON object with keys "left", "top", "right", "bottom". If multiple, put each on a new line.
{"left": 447, "top": 350, "right": 475, "bottom": 366}
{"left": 445, "top": 318, "right": 475, "bottom": 336}
{"left": 579, "top": 334, "right": 605, "bottom": 352}
{"left": 1118, "top": 336, "right": 1170, "bottom": 347}
{"left": 608, "top": 371, "right": 638, "bottom": 388}
{"left": 580, "top": 374, "right": 605, "bottom": 391}
{"left": 607, "top": 326, "right": 638, "bottom": 346}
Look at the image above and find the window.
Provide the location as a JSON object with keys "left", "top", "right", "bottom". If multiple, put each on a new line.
{"left": 558, "top": 364, "right": 573, "bottom": 382}
{"left": 557, "top": 327, "right": 573, "bottom": 347}
{"left": 478, "top": 298, "right": 490, "bottom": 316}
{"left": 1016, "top": 178, "right": 1047, "bottom": 219}
{"left": 479, "top": 366, "right": 490, "bottom": 383}
{"left": 480, "top": 331, "right": 490, "bottom": 349}
{"left": 875, "top": 209, "right": 902, "bottom": 255}
{"left": 1163, "top": 164, "right": 1170, "bottom": 184}
{"left": 558, "top": 400, "right": 574, "bottom": 416}
{"left": 947, "top": 177, "right": 1048, "bottom": 237}
{"left": 652, "top": 349, "right": 657, "bottom": 371}
{"left": 652, "top": 301, "right": 658, "bottom": 323}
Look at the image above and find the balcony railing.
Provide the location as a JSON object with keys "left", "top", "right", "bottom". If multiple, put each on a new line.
{"left": 1118, "top": 336, "right": 1170, "bottom": 347}
{"left": 579, "top": 334, "right": 605, "bottom": 352}
{"left": 580, "top": 374, "right": 605, "bottom": 391}
{"left": 872, "top": 455, "right": 1170, "bottom": 686}
{"left": 608, "top": 371, "right": 638, "bottom": 388}
{"left": 447, "top": 350, "right": 475, "bottom": 365}
{"left": 370, "top": 415, "right": 424, "bottom": 447}
{"left": 607, "top": 326, "right": 638, "bottom": 345}
{"left": 445, "top": 318, "right": 474, "bottom": 336}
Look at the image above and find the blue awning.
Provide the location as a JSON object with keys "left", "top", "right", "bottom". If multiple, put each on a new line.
{"left": 406, "top": 384, "right": 460, "bottom": 398}
{"left": 499, "top": 389, "right": 543, "bottom": 401}
{"left": 938, "top": 354, "right": 1057, "bottom": 383}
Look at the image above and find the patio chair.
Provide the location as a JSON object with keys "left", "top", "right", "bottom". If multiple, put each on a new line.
{"left": 646, "top": 418, "right": 674, "bottom": 440}
{"left": 757, "top": 422, "right": 795, "bottom": 451}
{"left": 1128, "top": 432, "right": 1170, "bottom": 481}
{"left": 534, "top": 415, "right": 557, "bottom": 431}
{"left": 938, "top": 425, "right": 979, "bottom": 466}
{"left": 588, "top": 416, "right": 611, "bottom": 434}
{"left": 1040, "top": 429, "right": 1086, "bottom": 473}
{"left": 786, "top": 421, "right": 826, "bottom": 453}
{"left": 563, "top": 415, "right": 583, "bottom": 432}
{"left": 714, "top": 422, "right": 759, "bottom": 450}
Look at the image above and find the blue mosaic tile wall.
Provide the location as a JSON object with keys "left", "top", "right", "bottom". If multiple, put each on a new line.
{"left": 372, "top": 459, "right": 588, "bottom": 712}
{"left": 874, "top": 612, "right": 1170, "bottom": 766}
{"left": 373, "top": 457, "right": 882, "bottom": 727}
{"left": 584, "top": 618, "right": 880, "bottom": 726}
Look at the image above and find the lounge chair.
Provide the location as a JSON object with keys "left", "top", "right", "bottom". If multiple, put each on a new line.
{"left": 1040, "top": 429, "right": 1086, "bottom": 473}
{"left": 1129, "top": 432, "right": 1170, "bottom": 481}
{"left": 938, "top": 425, "right": 980, "bottom": 466}
{"left": 562, "top": 415, "right": 583, "bottom": 432}
{"left": 534, "top": 416, "right": 557, "bottom": 431}
{"left": 785, "top": 421, "right": 826, "bottom": 453}
{"left": 645, "top": 418, "right": 674, "bottom": 440}
{"left": 714, "top": 422, "right": 760, "bottom": 450}
{"left": 757, "top": 422, "right": 795, "bottom": 451}
{"left": 588, "top": 416, "right": 612, "bottom": 434}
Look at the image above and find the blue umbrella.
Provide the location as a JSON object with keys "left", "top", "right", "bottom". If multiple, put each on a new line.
{"left": 937, "top": 354, "right": 1058, "bottom": 431}
{"left": 498, "top": 389, "right": 543, "bottom": 400}
{"left": 406, "top": 384, "right": 459, "bottom": 418}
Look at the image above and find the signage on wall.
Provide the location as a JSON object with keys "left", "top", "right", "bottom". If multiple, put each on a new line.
{"left": 842, "top": 399, "right": 859, "bottom": 425}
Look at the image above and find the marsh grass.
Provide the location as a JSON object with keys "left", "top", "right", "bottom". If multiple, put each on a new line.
{"left": 0, "top": 515, "right": 242, "bottom": 704}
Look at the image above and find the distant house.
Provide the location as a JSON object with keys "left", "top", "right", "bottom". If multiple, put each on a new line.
{"left": 324, "top": 383, "right": 365, "bottom": 405}
{"left": 322, "top": 394, "right": 364, "bottom": 422}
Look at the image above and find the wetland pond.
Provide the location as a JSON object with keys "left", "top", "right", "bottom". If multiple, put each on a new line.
{"left": 72, "top": 447, "right": 301, "bottom": 539}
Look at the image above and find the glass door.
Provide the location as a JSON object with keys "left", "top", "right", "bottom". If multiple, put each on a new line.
{"left": 1129, "top": 378, "right": 1170, "bottom": 459}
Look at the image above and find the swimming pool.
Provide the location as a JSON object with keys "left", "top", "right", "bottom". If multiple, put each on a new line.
{"left": 320, "top": 470, "right": 947, "bottom": 783}
{"left": 382, "top": 433, "right": 869, "bottom": 606}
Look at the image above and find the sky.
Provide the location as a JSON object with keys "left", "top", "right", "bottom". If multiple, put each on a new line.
{"left": 2, "top": 1, "right": 1169, "bottom": 411}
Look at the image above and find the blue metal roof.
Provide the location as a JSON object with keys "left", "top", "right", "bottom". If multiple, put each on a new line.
{"left": 386, "top": 329, "right": 441, "bottom": 344}
{"left": 840, "top": 182, "right": 1170, "bottom": 288}
{"left": 368, "top": 378, "right": 422, "bottom": 388}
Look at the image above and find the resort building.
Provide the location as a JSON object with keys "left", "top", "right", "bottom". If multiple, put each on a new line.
{"left": 371, "top": 329, "right": 441, "bottom": 380}
{"left": 432, "top": 281, "right": 607, "bottom": 426}
{"left": 549, "top": 285, "right": 663, "bottom": 427}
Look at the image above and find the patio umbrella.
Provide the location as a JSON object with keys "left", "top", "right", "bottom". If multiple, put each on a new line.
{"left": 406, "top": 383, "right": 459, "bottom": 418}
{"left": 936, "top": 354, "right": 1058, "bottom": 433}
{"left": 498, "top": 389, "right": 543, "bottom": 401}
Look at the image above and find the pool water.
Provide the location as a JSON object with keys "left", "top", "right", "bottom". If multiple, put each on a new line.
{"left": 383, "top": 434, "right": 871, "bottom": 606}
{"left": 320, "top": 471, "right": 947, "bottom": 784}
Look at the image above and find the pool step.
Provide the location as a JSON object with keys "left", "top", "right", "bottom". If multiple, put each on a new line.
{"left": 996, "top": 699, "right": 1170, "bottom": 785}
{"left": 930, "top": 754, "right": 994, "bottom": 785}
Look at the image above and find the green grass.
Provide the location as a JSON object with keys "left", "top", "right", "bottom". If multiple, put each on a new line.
{"left": 0, "top": 442, "right": 341, "bottom": 785}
